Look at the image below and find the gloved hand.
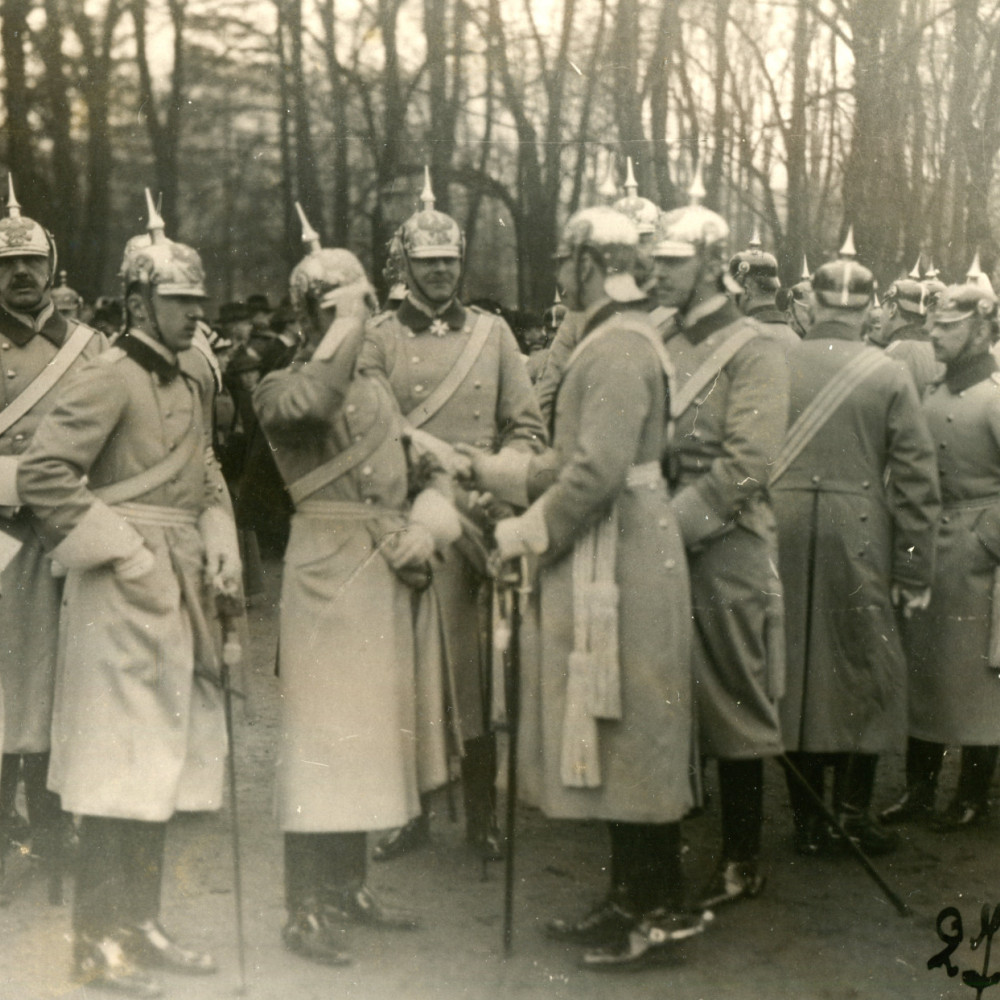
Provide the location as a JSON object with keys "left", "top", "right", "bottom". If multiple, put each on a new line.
{"left": 200, "top": 505, "right": 242, "bottom": 598}
{"left": 890, "top": 584, "right": 931, "bottom": 618}
{"left": 384, "top": 523, "right": 436, "bottom": 569}
{"left": 453, "top": 445, "right": 531, "bottom": 507}
{"left": 409, "top": 488, "right": 462, "bottom": 547}
{"left": 494, "top": 513, "right": 547, "bottom": 562}
{"left": 114, "top": 545, "right": 156, "bottom": 581}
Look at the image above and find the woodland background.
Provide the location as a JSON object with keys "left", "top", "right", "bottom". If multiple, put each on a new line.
{"left": 1, "top": 0, "right": 999, "bottom": 311}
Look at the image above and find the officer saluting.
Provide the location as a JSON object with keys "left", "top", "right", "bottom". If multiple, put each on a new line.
{"left": 254, "top": 210, "right": 454, "bottom": 966}
{"left": 359, "top": 169, "right": 545, "bottom": 861}
{"left": 0, "top": 178, "right": 105, "bottom": 867}
{"left": 17, "top": 192, "right": 239, "bottom": 997}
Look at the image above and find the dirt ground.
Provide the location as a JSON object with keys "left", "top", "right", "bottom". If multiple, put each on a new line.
{"left": 2, "top": 557, "right": 998, "bottom": 1000}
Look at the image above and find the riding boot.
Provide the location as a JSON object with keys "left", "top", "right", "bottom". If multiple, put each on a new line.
{"left": 0, "top": 753, "right": 28, "bottom": 846}
{"left": 460, "top": 735, "right": 502, "bottom": 860}
{"left": 935, "top": 745, "right": 999, "bottom": 829}
{"left": 835, "top": 753, "right": 898, "bottom": 855}
{"left": 879, "top": 738, "right": 944, "bottom": 824}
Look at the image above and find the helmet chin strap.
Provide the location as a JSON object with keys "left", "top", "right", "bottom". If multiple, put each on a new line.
{"left": 404, "top": 255, "right": 462, "bottom": 313}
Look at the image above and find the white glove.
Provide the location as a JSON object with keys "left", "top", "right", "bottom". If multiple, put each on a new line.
{"left": 453, "top": 445, "right": 531, "bottom": 507}
{"left": 200, "top": 506, "right": 242, "bottom": 597}
{"left": 409, "top": 489, "right": 462, "bottom": 547}
{"left": 494, "top": 513, "right": 547, "bottom": 562}
{"left": 114, "top": 545, "right": 156, "bottom": 581}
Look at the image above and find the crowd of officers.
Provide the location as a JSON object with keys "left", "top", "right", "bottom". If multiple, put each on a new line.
{"left": 0, "top": 156, "right": 997, "bottom": 994}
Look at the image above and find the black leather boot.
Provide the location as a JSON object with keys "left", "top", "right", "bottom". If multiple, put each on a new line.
{"left": 933, "top": 745, "right": 998, "bottom": 831}
{"left": 880, "top": 738, "right": 944, "bottom": 825}
{"left": 835, "top": 754, "right": 899, "bottom": 855}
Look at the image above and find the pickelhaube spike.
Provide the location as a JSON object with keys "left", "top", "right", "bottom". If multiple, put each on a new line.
{"left": 748, "top": 226, "right": 762, "bottom": 250}
{"left": 58, "top": 270, "right": 67, "bottom": 286}
{"left": 554, "top": 287, "right": 562, "bottom": 305}
{"left": 801, "top": 255, "right": 811, "bottom": 280}
{"left": 144, "top": 188, "right": 167, "bottom": 245}
{"left": 624, "top": 157, "right": 639, "bottom": 197}
{"left": 6, "top": 176, "right": 21, "bottom": 219}
{"left": 967, "top": 251, "right": 982, "bottom": 281}
{"left": 688, "top": 159, "right": 706, "bottom": 206}
{"left": 925, "top": 260, "right": 940, "bottom": 280}
{"left": 420, "top": 166, "right": 436, "bottom": 212}
{"left": 839, "top": 226, "right": 857, "bottom": 260}
{"left": 598, "top": 155, "right": 619, "bottom": 203}
{"left": 295, "top": 202, "right": 322, "bottom": 255}
{"left": 908, "top": 255, "right": 922, "bottom": 280}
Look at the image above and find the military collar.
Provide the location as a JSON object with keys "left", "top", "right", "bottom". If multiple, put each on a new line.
{"left": 681, "top": 297, "right": 742, "bottom": 345}
{"left": 746, "top": 304, "right": 787, "bottom": 326}
{"left": 579, "top": 297, "right": 628, "bottom": 340}
{"left": 943, "top": 351, "right": 997, "bottom": 395}
{"left": 886, "top": 320, "right": 930, "bottom": 344}
{"left": 397, "top": 295, "right": 466, "bottom": 336}
{"left": 0, "top": 302, "right": 67, "bottom": 349}
{"left": 118, "top": 328, "right": 182, "bottom": 383}
{"left": 805, "top": 319, "right": 863, "bottom": 343}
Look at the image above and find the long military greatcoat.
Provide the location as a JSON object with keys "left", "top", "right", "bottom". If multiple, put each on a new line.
{"left": 17, "top": 330, "right": 232, "bottom": 821}
{"left": 358, "top": 297, "right": 545, "bottom": 745}
{"left": 0, "top": 305, "right": 105, "bottom": 755}
{"left": 662, "top": 298, "right": 788, "bottom": 760}
{"left": 904, "top": 354, "right": 1000, "bottom": 744}
{"left": 516, "top": 300, "right": 693, "bottom": 823}
{"left": 254, "top": 349, "right": 448, "bottom": 833}
{"left": 773, "top": 320, "right": 940, "bottom": 753}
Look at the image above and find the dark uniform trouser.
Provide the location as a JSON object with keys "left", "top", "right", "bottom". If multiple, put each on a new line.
{"left": 74, "top": 817, "right": 166, "bottom": 939}
{"left": 903, "top": 737, "right": 999, "bottom": 808}
{"left": 608, "top": 822, "right": 684, "bottom": 914}
{"left": 284, "top": 832, "right": 366, "bottom": 913}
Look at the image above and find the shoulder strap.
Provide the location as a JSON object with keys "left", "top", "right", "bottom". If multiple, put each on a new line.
{"left": 95, "top": 428, "right": 200, "bottom": 505}
{"left": 770, "top": 348, "right": 890, "bottom": 485}
{"left": 287, "top": 391, "right": 390, "bottom": 506}
{"left": 0, "top": 321, "right": 94, "bottom": 438}
{"left": 669, "top": 323, "right": 760, "bottom": 419}
{"left": 405, "top": 311, "right": 492, "bottom": 428}
{"left": 564, "top": 313, "right": 675, "bottom": 382}
{"left": 648, "top": 305, "right": 677, "bottom": 335}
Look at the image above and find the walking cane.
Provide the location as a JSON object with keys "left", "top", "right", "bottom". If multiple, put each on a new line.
{"left": 218, "top": 599, "right": 249, "bottom": 993}
{"left": 778, "top": 754, "right": 911, "bottom": 917}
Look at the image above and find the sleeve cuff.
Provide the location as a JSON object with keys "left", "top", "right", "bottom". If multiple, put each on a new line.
{"left": 671, "top": 484, "right": 730, "bottom": 547}
{"left": 49, "top": 500, "right": 147, "bottom": 570}
{"left": 0, "top": 456, "right": 20, "bottom": 507}
{"left": 481, "top": 449, "right": 533, "bottom": 508}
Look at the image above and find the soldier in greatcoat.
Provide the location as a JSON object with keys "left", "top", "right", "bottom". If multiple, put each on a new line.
{"left": 652, "top": 169, "right": 788, "bottom": 909}
{"left": 357, "top": 169, "right": 546, "bottom": 862}
{"left": 17, "top": 194, "right": 240, "bottom": 997}
{"left": 881, "top": 281, "right": 1000, "bottom": 830}
{"left": 253, "top": 212, "right": 454, "bottom": 966}
{"left": 0, "top": 178, "right": 105, "bottom": 865}
{"left": 881, "top": 268, "right": 943, "bottom": 397}
{"left": 461, "top": 206, "right": 700, "bottom": 970}
{"left": 771, "top": 232, "right": 940, "bottom": 857}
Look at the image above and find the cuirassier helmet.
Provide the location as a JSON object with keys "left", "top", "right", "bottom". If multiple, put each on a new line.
{"left": 119, "top": 190, "right": 207, "bottom": 298}
{"left": 398, "top": 167, "right": 464, "bottom": 261}
{"left": 0, "top": 176, "right": 57, "bottom": 279}
{"left": 652, "top": 160, "right": 729, "bottom": 261}
{"left": 51, "top": 270, "right": 83, "bottom": 317}
{"left": 555, "top": 206, "right": 643, "bottom": 303}
{"left": 288, "top": 202, "right": 369, "bottom": 316}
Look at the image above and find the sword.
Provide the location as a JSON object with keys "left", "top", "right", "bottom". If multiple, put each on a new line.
{"left": 218, "top": 597, "right": 249, "bottom": 994}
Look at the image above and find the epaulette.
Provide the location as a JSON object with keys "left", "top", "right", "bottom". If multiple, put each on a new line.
{"left": 94, "top": 346, "right": 128, "bottom": 366}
